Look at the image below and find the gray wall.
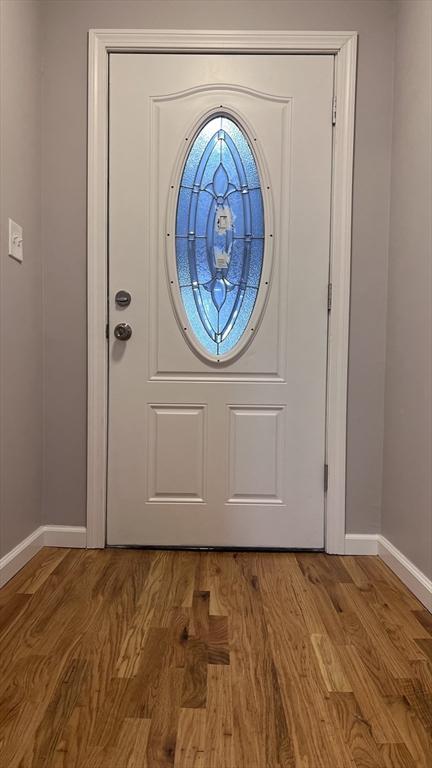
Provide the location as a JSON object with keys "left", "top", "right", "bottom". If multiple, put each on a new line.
{"left": 40, "top": 0, "right": 396, "bottom": 534}
{"left": 382, "top": 0, "right": 432, "bottom": 577}
{"left": 0, "top": 0, "right": 42, "bottom": 555}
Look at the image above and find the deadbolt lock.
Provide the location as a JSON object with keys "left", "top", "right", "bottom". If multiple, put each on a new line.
{"left": 115, "top": 290, "right": 131, "bottom": 307}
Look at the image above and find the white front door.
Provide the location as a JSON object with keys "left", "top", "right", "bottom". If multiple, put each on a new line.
{"left": 107, "top": 53, "right": 333, "bottom": 547}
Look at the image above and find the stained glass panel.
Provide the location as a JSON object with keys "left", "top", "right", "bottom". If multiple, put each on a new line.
{"left": 175, "top": 114, "right": 265, "bottom": 357}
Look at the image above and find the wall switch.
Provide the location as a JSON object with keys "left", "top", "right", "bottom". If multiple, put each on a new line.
{"left": 8, "top": 218, "right": 23, "bottom": 262}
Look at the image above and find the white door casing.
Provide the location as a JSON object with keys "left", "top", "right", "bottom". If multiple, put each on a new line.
{"left": 88, "top": 28, "right": 355, "bottom": 548}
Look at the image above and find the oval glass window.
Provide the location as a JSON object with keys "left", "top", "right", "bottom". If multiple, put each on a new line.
{"left": 174, "top": 115, "right": 265, "bottom": 358}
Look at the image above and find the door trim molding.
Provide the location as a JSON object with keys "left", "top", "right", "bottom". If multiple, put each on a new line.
{"left": 87, "top": 29, "right": 358, "bottom": 551}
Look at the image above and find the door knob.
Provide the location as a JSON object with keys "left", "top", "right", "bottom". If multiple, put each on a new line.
{"left": 114, "top": 322, "right": 132, "bottom": 341}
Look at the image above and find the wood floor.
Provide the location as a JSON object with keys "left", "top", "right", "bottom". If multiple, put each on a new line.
{"left": 0, "top": 548, "right": 431, "bottom": 767}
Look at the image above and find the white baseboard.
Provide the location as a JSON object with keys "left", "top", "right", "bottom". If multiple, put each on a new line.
{"left": 43, "top": 525, "right": 87, "bottom": 548}
{"left": 0, "top": 527, "right": 45, "bottom": 587}
{"left": 378, "top": 535, "right": 432, "bottom": 612}
{"left": 0, "top": 525, "right": 87, "bottom": 587}
{"left": 344, "top": 533, "right": 379, "bottom": 555}
{"left": 344, "top": 533, "right": 432, "bottom": 611}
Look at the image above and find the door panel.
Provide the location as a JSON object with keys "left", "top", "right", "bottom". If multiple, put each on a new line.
{"left": 228, "top": 406, "right": 285, "bottom": 504}
{"left": 107, "top": 53, "right": 333, "bottom": 547}
{"left": 147, "top": 405, "right": 206, "bottom": 502}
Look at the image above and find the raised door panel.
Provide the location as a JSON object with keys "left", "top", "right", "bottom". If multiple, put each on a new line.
{"left": 147, "top": 406, "right": 206, "bottom": 502}
{"left": 228, "top": 406, "right": 285, "bottom": 503}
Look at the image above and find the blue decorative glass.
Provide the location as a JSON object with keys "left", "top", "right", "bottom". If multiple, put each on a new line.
{"left": 175, "top": 115, "right": 265, "bottom": 357}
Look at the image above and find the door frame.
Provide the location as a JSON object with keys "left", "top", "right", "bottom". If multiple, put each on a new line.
{"left": 87, "top": 29, "right": 357, "bottom": 552}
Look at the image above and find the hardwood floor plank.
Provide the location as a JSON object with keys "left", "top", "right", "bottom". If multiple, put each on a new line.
{"left": 266, "top": 661, "right": 297, "bottom": 768}
{"left": 288, "top": 564, "right": 328, "bottom": 635}
{"left": 115, "top": 551, "right": 168, "bottom": 678}
{"left": 229, "top": 558, "right": 271, "bottom": 767}
{"left": 205, "top": 665, "right": 235, "bottom": 768}
{"left": 328, "top": 691, "right": 385, "bottom": 768}
{"left": 0, "top": 550, "right": 87, "bottom": 678}
{"left": 181, "top": 639, "right": 207, "bottom": 709}
{"left": 117, "top": 717, "right": 152, "bottom": 768}
{"left": 152, "top": 552, "right": 199, "bottom": 627}
{"left": 227, "top": 553, "right": 296, "bottom": 767}
{"left": 204, "top": 552, "right": 237, "bottom": 617}
{"left": 339, "top": 583, "right": 413, "bottom": 678}
{"left": 65, "top": 551, "right": 154, "bottom": 763}
{"left": 307, "top": 581, "right": 347, "bottom": 645}
{"left": 27, "top": 657, "right": 88, "bottom": 766}
{"left": 127, "top": 627, "right": 171, "bottom": 720}
{"left": 341, "top": 555, "right": 374, "bottom": 588}
{"left": 415, "top": 638, "right": 432, "bottom": 664}
{"left": 311, "top": 633, "right": 352, "bottom": 692}
{"left": 338, "top": 645, "right": 403, "bottom": 743}
{"left": 146, "top": 666, "right": 184, "bottom": 767}
{"left": 372, "top": 590, "right": 431, "bottom": 641}
{"left": 338, "top": 609, "right": 400, "bottom": 696}
{"left": 168, "top": 607, "right": 191, "bottom": 670}
{"left": 189, "top": 590, "right": 210, "bottom": 642}
{"left": 413, "top": 610, "right": 432, "bottom": 636}
{"left": 257, "top": 556, "right": 347, "bottom": 766}
{"left": 404, "top": 692, "right": 432, "bottom": 731}
{"left": 16, "top": 551, "right": 103, "bottom": 659}
{"left": 0, "top": 592, "right": 31, "bottom": 637}
{"left": 367, "top": 601, "right": 430, "bottom": 661}
{"left": 296, "top": 552, "right": 353, "bottom": 585}
{"left": 208, "top": 614, "right": 230, "bottom": 665}
{"left": 49, "top": 705, "right": 85, "bottom": 768}
{"left": 0, "top": 553, "right": 119, "bottom": 767}
{"left": 174, "top": 708, "right": 206, "bottom": 768}
{"left": 0, "top": 548, "right": 62, "bottom": 605}
{"left": 81, "top": 718, "right": 151, "bottom": 768}
{"left": 257, "top": 554, "right": 310, "bottom": 645}
{"left": 386, "top": 695, "right": 432, "bottom": 768}
{"left": 372, "top": 568, "right": 423, "bottom": 611}
{"left": 17, "top": 548, "right": 69, "bottom": 595}
{"left": 276, "top": 673, "right": 348, "bottom": 767}
{"left": 410, "top": 659, "right": 432, "bottom": 693}
{"left": 379, "top": 742, "right": 419, "bottom": 768}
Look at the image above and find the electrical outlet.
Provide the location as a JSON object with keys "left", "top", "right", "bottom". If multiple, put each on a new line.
{"left": 8, "top": 218, "right": 23, "bottom": 262}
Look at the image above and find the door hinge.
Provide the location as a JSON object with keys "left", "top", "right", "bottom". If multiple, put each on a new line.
{"left": 332, "top": 96, "right": 337, "bottom": 126}
{"left": 327, "top": 282, "right": 333, "bottom": 311}
{"left": 324, "top": 463, "right": 329, "bottom": 492}
{"left": 105, "top": 322, "right": 109, "bottom": 339}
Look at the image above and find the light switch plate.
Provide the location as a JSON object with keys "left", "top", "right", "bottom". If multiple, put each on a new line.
{"left": 8, "top": 218, "right": 23, "bottom": 262}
